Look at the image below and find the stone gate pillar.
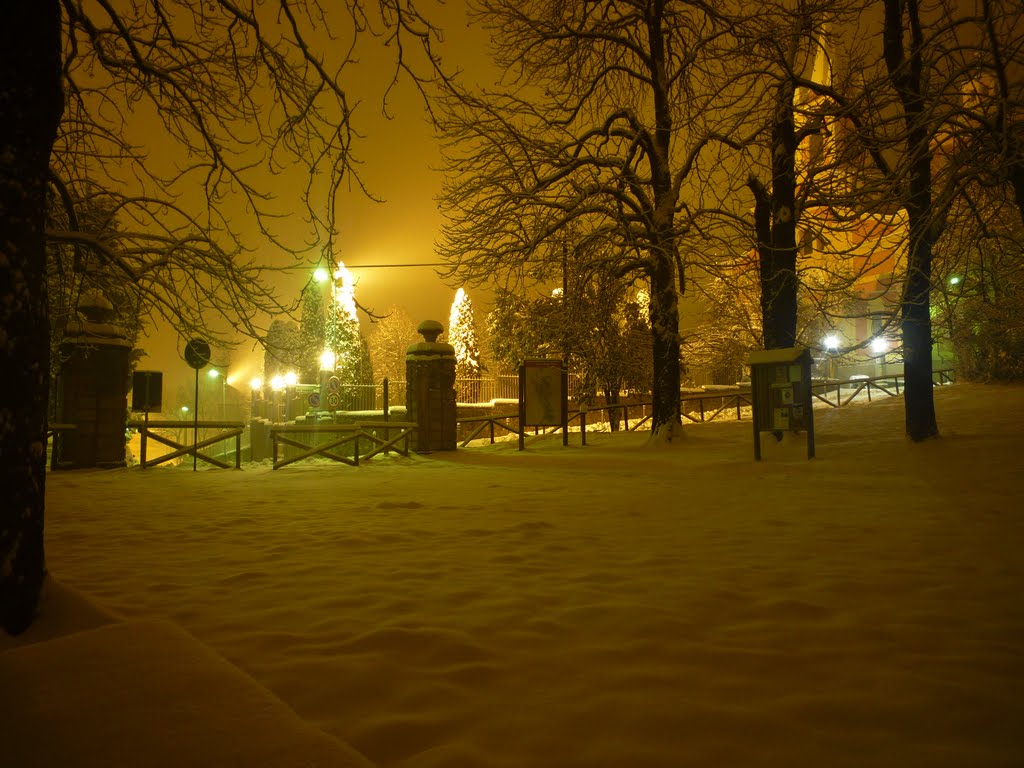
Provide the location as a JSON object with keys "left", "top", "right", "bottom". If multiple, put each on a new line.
{"left": 406, "top": 320, "right": 457, "bottom": 452}
{"left": 55, "top": 293, "right": 132, "bottom": 468}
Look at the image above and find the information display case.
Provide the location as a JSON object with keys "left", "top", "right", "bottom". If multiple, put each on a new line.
{"left": 748, "top": 346, "right": 815, "bottom": 460}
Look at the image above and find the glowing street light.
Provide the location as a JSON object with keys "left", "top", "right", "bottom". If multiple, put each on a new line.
{"left": 870, "top": 337, "right": 888, "bottom": 355}
{"left": 284, "top": 371, "right": 298, "bottom": 387}
{"left": 270, "top": 375, "right": 285, "bottom": 392}
{"left": 822, "top": 334, "right": 840, "bottom": 380}
{"left": 207, "top": 367, "right": 227, "bottom": 417}
{"left": 313, "top": 267, "right": 330, "bottom": 283}
{"left": 319, "top": 349, "right": 336, "bottom": 372}
{"left": 949, "top": 275, "right": 961, "bottom": 286}
{"left": 249, "top": 377, "right": 263, "bottom": 392}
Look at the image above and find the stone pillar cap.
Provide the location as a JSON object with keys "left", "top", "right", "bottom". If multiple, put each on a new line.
{"left": 417, "top": 320, "right": 444, "bottom": 343}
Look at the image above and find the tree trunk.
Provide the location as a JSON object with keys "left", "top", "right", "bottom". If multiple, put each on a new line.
{"left": 605, "top": 387, "right": 621, "bottom": 432}
{"left": 884, "top": 0, "right": 939, "bottom": 442}
{"left": 751, "top": 75, "right": 800, "bottom": 351}
{"left": 901, "top": 239, "right": 938, "bottom": 441}
{"left": 901, "top": 143, "right": 938, "bottom": 441}
{"left": 647, "top": 249, "right": 683, "bottom": 442}
{"left": 644, "top": 2, "right": 683, "bottom": 443}
{"left": 0, "top": 0, "right": 64, "bottom": 635}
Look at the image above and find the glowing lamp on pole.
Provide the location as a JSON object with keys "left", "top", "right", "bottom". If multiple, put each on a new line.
{"left": 822, "top": 334, "right": 839, "bottom": 379}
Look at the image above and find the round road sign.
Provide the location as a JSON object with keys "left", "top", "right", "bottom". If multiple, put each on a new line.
{"left": 184, "top": 338, "right": 211, "bottom": 370}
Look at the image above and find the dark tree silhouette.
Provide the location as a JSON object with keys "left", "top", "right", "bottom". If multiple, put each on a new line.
{"left": 0, "top": 0, "right": 64, "bottom": 634}
{"left": 1, "top": 0, "right": 442, "bottom": 634}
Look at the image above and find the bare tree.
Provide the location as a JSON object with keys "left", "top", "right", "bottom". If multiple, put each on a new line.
{"left": 772, "top": 0, "right": 1009, "bottom": 439}
{"left": 959, "top": 0, "right": 1024, "bottom": 223}
{"left": 822, "top": 0, "right": 1003, "bottom": 439}
{"left": 1, "top": 0, "right": 442, "bottom": 634}
{"left": 740, "top": 5, "right": 827, "bottom": 351}
{"left": 367, "top": 305, "right": 420, "bottom": 384}
{"left": 436, "top": 0, "right": 740, "bottom": 442}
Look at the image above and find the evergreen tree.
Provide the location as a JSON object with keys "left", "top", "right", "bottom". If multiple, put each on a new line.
{"left": 263, "top": 319, "right": 301, "bottom": 384}
{"left": 448, "top": 287, "right": 482, "bottom": 378}
{"left": 487, "top": 278, "right": 653, "bottom": 427}
{"left": 449, "top": 288, "right": 483, "bottom": 402}
{"left": 325, "top": 275, "right": 363, "bottom": 386}
{"left": 323, "top": 263, "right": 373, "bottom": 405}
{"left": 298, "top": 281, "right": 326, "bottom": 384}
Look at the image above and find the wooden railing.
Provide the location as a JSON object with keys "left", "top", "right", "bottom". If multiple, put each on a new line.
{"left": 810, "top": 369, "right": 955, "bottom": 408}
{"left": 269, "top": 421, "right": 417, "bottom": 469}
{"left": 457, "top": 414, "right": 523, "bottom": 447}
{"left": 457, "top": 369, "right": 956, "bottom": 446}
{"left": 128, "top": 420, "right": 245, "bottom": 469}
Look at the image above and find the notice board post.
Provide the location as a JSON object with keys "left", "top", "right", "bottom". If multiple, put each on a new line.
{"left": 518, "top": 359, "right": 568, "bottom": 451}
{"left": 749, "top": 346, "right": 815, "bottom": 461}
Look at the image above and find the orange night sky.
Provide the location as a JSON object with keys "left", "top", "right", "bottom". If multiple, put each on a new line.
{"left": 137, "top": 2, "right": 498, "bottom": 398}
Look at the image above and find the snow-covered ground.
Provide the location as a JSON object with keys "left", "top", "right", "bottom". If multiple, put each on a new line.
{"left": 5, "top": 383, "right": 1024, "bottom": 767}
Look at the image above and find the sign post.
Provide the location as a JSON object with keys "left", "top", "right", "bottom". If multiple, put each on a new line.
{"left": 748, "top": 346, "right": 815, "bottom": 461}
{"left": 131, "top": 370, "right": 163, "bottom": 468}
{"left": 518, "top": 359, "right": 569, "bottom": 450}
{"left": 184, "top": 338, "right": 212, "bottom": 471}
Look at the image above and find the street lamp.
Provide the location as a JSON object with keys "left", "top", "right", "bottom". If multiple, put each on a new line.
{"left": 208, "top": 367, "right": 227, "bottom": 418}
{"left": 319, "top": 349, "right": 336, "bottom": 372}
{"left": 822, "top": 334, "right": 840, "bottom": 379}
{"left": 248, "top": 377, "right": 263, "bottom": 420}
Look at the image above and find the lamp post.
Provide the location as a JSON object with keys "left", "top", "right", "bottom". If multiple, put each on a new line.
{"left": 249, "top": 377, "right": 262, "bottom": 420}
{"left": 822, "top": 334, "right": 839, "bottom": 380}
{"left": 270, "top": 375, "right": 285, "bottom": 422}
{"left": 208, "top": 367, "right": 227, "bottom": 419}
{"left": 870, "top": 336, "right": 888, "bottom": 376}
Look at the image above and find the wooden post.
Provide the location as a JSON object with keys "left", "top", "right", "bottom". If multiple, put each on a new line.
{"left": 140, "top": 411, "right": 148, "bottom": 468}
{"left": 561, "top": 363, "right": 569, "bottom": 447}
{"left": 518, "top": 364, "right": 526, "bottom": 451}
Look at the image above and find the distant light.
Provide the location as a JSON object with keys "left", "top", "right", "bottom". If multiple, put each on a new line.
{"left": 319, "top": 349, "right": 336, "bottom": 371}
{"left": 270, "top": 375, "right": 285, "bottom": 392}
{"left": 180, "top": 406, "right": 189, "bottom": 413}
{"left": 823, "top": 334, "right": 840, "bottom": 351}
{"left": 871, "top": 337, "right": 888, "bottom": 355}
{"left": 313, "top": 267, "right": 330, "bottom": 283}
{"left": 249, "top": 377, "right": 263, "bottom": 391}
{"left": 208, "top": 368, "right": 221, "bottom": 379}
{"left": 949, "top": 275, "right": 961, "bottom": 286}
{"left": 284, "top": 371, "right": 298, "bottom": 387}
{"left": 551, "top": 287, "right": 563, "bottom": 298}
